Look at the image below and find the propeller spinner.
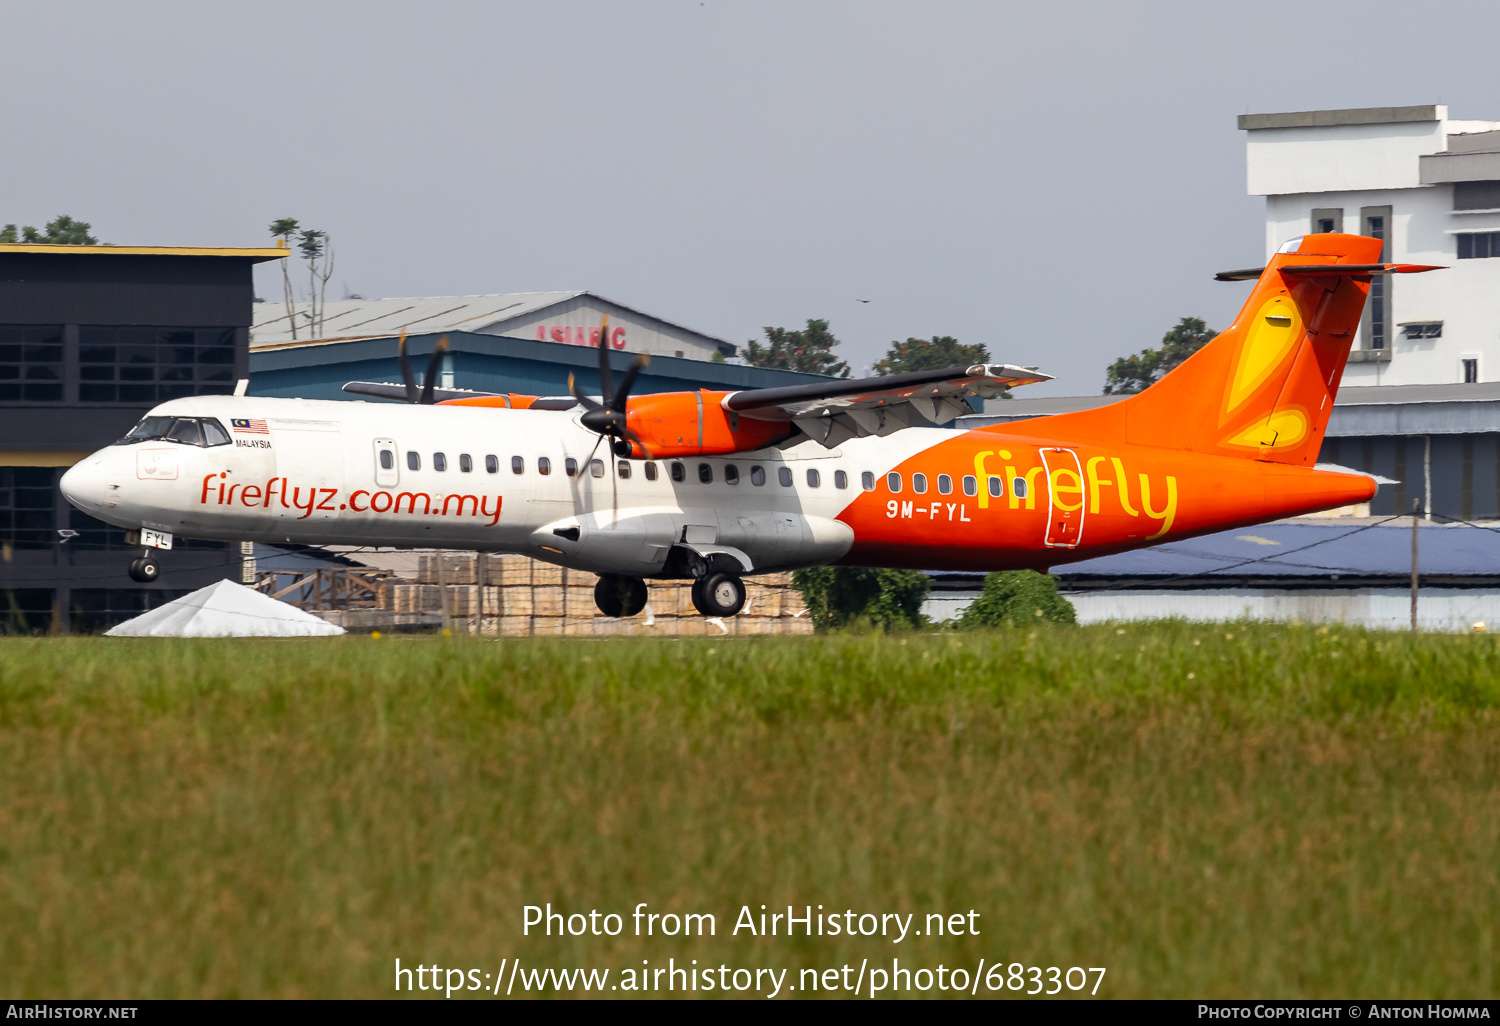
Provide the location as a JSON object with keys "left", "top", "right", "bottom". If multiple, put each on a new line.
{"left": 569, "top": 315, "right": 652, "bottom": 458}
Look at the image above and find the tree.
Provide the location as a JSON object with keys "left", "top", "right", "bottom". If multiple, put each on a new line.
{"left": 297, "top": 228, "right": 331, "bottom": 338}
{"left": 268, "top": 218, "right": 301, "bottom": 339}
{"left": 1, "top": 215, "right": 99, "bottom": 245}
{"left": 1102, "top": 316, "right": 1218, "bottom": 395}
{"left": 745, "top": 318, "right": 850, "bottom": 378}
{"left": 792, "top": 566, "right": 930, "bottom": 632}
{"left": 875, "top": 335, "right": 989, "bottom": 375}
{"left": 953, "top": 570, "right": 1075, "bottom": 629}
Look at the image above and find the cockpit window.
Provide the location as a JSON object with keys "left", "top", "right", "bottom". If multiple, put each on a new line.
{"left": 116, "top": 416, "right": 232, "bottom": 447}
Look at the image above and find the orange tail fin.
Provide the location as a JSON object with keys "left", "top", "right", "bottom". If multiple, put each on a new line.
{"left": 1023, "top": 233, "right": 1440, "bottom": 466}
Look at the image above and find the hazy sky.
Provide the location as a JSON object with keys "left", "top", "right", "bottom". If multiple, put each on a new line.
{"left": 4, "top": 1, "right": 1497, "bottom": 393}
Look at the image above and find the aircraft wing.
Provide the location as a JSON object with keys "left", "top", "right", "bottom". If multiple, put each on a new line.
{"left": 724, "top": 363, "right": 1051, "bottom": 447}
{"left": 342, "top": 381, "right": 580, "bottom": 409}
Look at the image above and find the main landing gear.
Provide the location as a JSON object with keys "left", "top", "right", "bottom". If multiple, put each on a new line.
{"left": 691, "top": 572, "right": 746, "bottom": 618}
{"left": 594, "top": 574, "right": 649, "bottom": 618}
{"left": 591, "top": 571, "right": 748, "bottom": 618}
{"left": 128, "top": 552, "right": 161, "bottom": 583}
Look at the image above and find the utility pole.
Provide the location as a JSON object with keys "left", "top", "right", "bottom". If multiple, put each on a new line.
{"left": 1410, "top": 497, "right": 1421, "bottom": 632}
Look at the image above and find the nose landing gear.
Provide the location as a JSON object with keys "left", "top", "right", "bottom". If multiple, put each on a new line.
{"left": 691, "top": 572, "right": 746, "bottom": 618}
{"left": 128, "top": 552, "right": 161, "bottom": 584}
{"left": 594, "top": 574, "right": 648, "bottom": 618}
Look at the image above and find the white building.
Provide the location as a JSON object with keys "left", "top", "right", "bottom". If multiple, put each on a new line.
{"left": 251, "top": 290, "right": 736, "bottom": 362}
{"left": 1244, "top": 104, "right": 1500, "bottom": 386}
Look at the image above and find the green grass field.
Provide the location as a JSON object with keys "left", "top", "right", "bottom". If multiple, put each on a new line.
{"left": 2, "top": 624, "right": 1497, "bottom": 999}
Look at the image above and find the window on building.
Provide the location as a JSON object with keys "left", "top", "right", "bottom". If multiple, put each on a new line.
{"left": 486, "top": 455, "right": 499, "bottom": 474}
{"left": 0, "top": 466, "right": 57, "bottom": 549}
{"left": 644, "top": 462, "right": 658, "bottom": 481}
{"left": 887, "top": 472, "right": 902, "bottom": 492}
{"left": 535, "top": 456, "right": 548, "bottom": 475}
{"left": 834, "top": 470, "right": 848, "bottom": 489}
{"left": 1402, "top": 322, "right": 1443, "bottom": 339}
{"left": 698, "top": 463, "right": 713, "bottom": 484}
{"left": 0, "top": 325, "right": 63, "bottom": 402}
{"left": 724, "top": 464, "right": 739, "bottom": 485}
{"left": 407, "top": 451, "right": 421, "bottom": 471}
{"left": 1454, "top": 181, "right": 1500, "bottom": 211}
{"left": 1362, "top": 207, "right": 1391, "bottom": 350}
{"left": 779, "top": 467, "right": 794, "bottom": 487}
{"left": 77, "top": 326, "right": 235, "bottom": 403}
{"left": 1458, "top": 232, "right": 1500, "bottom": 259}
{"left": 433, "top": 452, "right": 447, "bottom": 471}
{"left": 1464, "top": 358, "right": 1480, "bottom": 384}
{"left": 1311, "top": 208, "right": 1343, "bottom": 234}
{"left": 751, "top": 465, "right": 766, "bottom": 486}
{"left": 511, "top": 456, "right": 524, "bottom": 474}
{"left": 806, "top": 468, "right": 820, "bottom": 487}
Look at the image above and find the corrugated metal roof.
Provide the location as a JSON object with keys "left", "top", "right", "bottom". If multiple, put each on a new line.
{"left": 251, "top": 292, "right": 584, "bottom": 345}
{"left": 1057, "top": 520, "right": 1500, "bottom": 579}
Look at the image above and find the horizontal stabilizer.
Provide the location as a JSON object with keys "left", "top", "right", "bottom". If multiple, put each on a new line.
{"left": 1215, "top": 262, "right": 1444, "bottom": 282}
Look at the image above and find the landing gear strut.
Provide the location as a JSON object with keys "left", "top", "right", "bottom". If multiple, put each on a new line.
{"left": 691, "top": 572, "right": 746, "bottom": 618}
{"left": 594, "top": 574, "right": 648, "bottom": 618}
{"left": 128, "top": 552, "right": 161, "bottom": 584}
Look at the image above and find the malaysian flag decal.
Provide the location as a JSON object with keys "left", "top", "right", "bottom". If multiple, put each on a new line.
{"left": 231, "top": 418, "right": 269, "bottom": 434}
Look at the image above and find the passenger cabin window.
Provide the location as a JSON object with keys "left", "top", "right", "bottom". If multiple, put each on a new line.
{"left": 1013, "top": 476, "right": 1027, "bottom": 499}
{"left": 459, "top": 454, "right": 473, "bottom": 473}
{"left": 618, "top": 460, "right": 631, "bottom": 479}
{"left": 887, "top": 472, "right": 902, "bottom": 492}
{"left": 912, "top": 473, "right": 928, "bottom": 494}
{"left": 834, "top": 470, "right": 848, "bottom": 489}
{"left": 862, "top": 471, "right": 875, "bottom": 491}
{"left": 806, "top": 468, "right": 820, "bottom": 487}
{"left": 671, "top": 462, "right": 686, "bottom": 482}
{"left": 698, "top": 463, "right": 713, "bottom": 484}
{"left": 564, "top": 457, "right": 577, "bottom": 477}
{"left": 962, "top": 475, "right": 976, "bottom": 496}
{"left": 408, "top": 452, "right": 421, "bottom": 471}
{"left": 434, "top": 453, "right": 447, "bottom": 472}
{"left": 725, "top": 465, "right": 739, "bottom": 485}
{"left": 751, "top": 465, "right": 766, "bottom": 486}
{"left": 937, "top": 474, "right": 952, "bottom": 495}
{"left": 537, "top": 456, "right": 550, "bottom": 475}
{"left": 485, "top": 455, "right": 499, "bottom": 474}
{"left": 988, "top": 476, "right": 1003, "bottom": 497}
{"left": 778, "top": 467, "right": 793, "bottom": 487}
{"left": 511, "top": 456, "right": 524, "bottom": 474}
{"left": 590, "top": 459, "right": 605, "bottom": 478}
{"left": 379, "top": 449, "right": 394, "bottom": 470}
{"left": 644, "top": 462, "right": 658, "bottom": 481}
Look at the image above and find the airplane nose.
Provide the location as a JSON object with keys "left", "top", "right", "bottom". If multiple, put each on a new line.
{"left": 60, "top": 454, "right": 107, "bottom": 513}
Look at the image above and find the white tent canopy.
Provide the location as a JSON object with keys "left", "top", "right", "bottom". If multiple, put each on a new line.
{"left": 106, "top": 579, "right": 345, "bottom": 638}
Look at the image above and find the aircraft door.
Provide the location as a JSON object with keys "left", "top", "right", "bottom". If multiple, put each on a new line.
{"left": 373, "top": 437, "right": 399, "bottom": 487}
{"left": 1040, "top": 447, "right": 1084, "bottom": 549}
{"left": 273, "top": 424, "right": 344, "bottom": 522}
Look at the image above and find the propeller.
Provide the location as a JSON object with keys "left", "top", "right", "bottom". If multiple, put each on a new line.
{"left": 568, "top": 315, "right": 652, "bottom": 459}
{"left": 396, "top": 331, "right": 450, "bottom": 404}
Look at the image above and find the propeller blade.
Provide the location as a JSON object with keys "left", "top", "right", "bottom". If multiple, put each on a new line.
{"left": 397, "top": 331, "right": 417, "bottom": 403}
{"left": 611, "top": 353, "right": 650, "bottom": 413}
{"left": 596, "top": 314, "right": 615, "bottom": 407}
{"left": 621, "top": 427, "right": 653, "bottom": 460}
{"left": 567, "top": 373, "right": 603, "bottom": 411}
{"left": 578, "top": 431, "right": 605, "bottom": 489}
{"left": 418, "top": 335, "right": 450, "bottom": 405}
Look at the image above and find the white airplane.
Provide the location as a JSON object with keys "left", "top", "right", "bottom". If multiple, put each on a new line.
{"left": 60, "top": 237, "right": 1421, "bottom": 620}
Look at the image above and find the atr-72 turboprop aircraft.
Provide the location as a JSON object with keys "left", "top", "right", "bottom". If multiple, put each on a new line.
{"left": 60, "top": 233, "right": 1438, "bottom": 619}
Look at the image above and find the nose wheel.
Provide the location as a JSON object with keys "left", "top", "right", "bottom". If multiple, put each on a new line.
{"left": 691, "top": 572, "right": 745, "bottom": 618}
{"left": 128, "top": 553, "right": 161, "bottom": 584}
{"left": 594, "top": 574, "right": 648, "bottom": 618}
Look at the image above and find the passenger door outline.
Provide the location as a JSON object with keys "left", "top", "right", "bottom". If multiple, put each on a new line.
{"left": 373, "top": 437, "right": 399, "bottom": 488}
{"left": 1040, "top": 446, "right": 1084, "bottom": 549}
